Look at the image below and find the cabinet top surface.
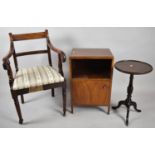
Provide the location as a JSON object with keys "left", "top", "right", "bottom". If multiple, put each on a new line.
{"left": 70, "top": 48, "right": 114, "bottom": 59}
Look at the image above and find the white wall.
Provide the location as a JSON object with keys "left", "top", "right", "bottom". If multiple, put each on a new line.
{"left": 0, "top": 27, "right": 155, "bottom": 95}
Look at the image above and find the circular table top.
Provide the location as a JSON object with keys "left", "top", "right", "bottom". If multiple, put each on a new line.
{"left": 115, "top": 60, "right": 153, "bottom": 75}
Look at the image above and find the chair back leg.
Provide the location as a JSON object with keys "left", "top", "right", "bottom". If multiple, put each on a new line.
{"left": 51, "top": 88, "right": 55, "bottom": 97}
{"left": 21, "top": 95, "right": 25, "bottom": 104}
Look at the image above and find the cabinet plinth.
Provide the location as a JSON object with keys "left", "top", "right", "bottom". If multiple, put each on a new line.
{"left": 69, "top": 48, "right": 114, "bottom": 114}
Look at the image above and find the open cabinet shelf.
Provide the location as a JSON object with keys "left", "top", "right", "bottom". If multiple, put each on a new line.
{"left": 71, "top": 59, "right": 112, "bottom": 79}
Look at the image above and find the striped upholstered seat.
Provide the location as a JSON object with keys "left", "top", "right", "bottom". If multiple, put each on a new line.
{"left": 13, "top": 65, "right": 64, "bottom": 90}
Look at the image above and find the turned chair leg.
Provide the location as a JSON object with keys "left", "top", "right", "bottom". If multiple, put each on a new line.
{"left": 62, "top": 82, "right": 66, "bottom": 116}
{"left": 13, "top": 96, "right": 23, "bottom": 124}
{"left": 51, "top": 88, "right": 55, "bottom": 97}
{"left": 21, "top": 95, "right": 24, "bottom": 104}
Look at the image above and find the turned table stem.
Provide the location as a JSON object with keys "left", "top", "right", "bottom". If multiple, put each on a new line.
{"left": 113, "top": 74, "right": 141, "bottom": 126}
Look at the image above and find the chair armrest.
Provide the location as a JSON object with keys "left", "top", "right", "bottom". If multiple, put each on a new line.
{"left": 2, "top": 43, "right": 14, "bottom": 87}
{"left": 3, "top": 43, "right": 14, "bottom": 69}
{"left": 47, "top": 38, "right": 66, "bottom": 63}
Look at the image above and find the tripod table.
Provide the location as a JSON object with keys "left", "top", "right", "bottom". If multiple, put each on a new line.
{"left": 112, "top": 60, "right": 153, "bottom": 126}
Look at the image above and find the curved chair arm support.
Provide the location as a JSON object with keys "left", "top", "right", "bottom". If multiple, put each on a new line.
{"left": 3, "top": 42, "right": 14, "bottom": 69}
{"left": 47, "top": 38, "right": 66, "bottom": 63}
{"left": 2, "top": 42, "right": 14, "bottom": 87}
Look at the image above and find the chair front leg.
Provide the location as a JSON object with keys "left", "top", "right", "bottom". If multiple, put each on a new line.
{"left": 62, "top": 80, "right": 66, "bottom": 116}
{"left": 13, "top": 96, "right": 23, "bottom": 124}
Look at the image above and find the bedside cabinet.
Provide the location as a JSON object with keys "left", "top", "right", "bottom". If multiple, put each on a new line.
{"left": 69, "top": 48, "right": 114, "bottom": 114}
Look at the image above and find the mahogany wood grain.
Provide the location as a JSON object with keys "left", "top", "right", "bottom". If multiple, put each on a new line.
{"left": 10, "top": 32, "right": 47, "bottom": 41}
{"left": 70, "top": 48, "right": 113, "bottom": 59}
{"left": 69, "top": 48, "right": 114, "bottom": 114}
{"left": 72, "top": 79, "right": 110, "bottom": 106}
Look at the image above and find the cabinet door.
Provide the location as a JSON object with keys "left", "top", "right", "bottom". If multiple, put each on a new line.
{"left": 72, "top": 79, "right": 111, "bottom": 106}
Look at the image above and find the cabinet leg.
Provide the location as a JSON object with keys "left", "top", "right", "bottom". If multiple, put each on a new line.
{"left": 70, "top": 99, "right": 74, "bottom": 114}
{"left": 107, "top": 105, "right": 111, "bottom": 114}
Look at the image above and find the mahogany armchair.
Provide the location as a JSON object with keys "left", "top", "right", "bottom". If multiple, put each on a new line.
{"left": 2, "top": 30, "right": 67, "bottom": 124}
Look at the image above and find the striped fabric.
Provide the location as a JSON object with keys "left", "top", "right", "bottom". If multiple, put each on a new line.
{"left": 13, "top": 65, "right": 64, "bottom": 90}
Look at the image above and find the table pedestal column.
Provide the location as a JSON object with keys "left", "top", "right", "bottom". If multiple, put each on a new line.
{"left": 112, "top": 74, "right": 141, "bottom": 126}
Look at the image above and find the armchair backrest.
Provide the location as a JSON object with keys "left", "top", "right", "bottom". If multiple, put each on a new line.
{"left": 9, "top": 29, "right": 52, "bottom": 71}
